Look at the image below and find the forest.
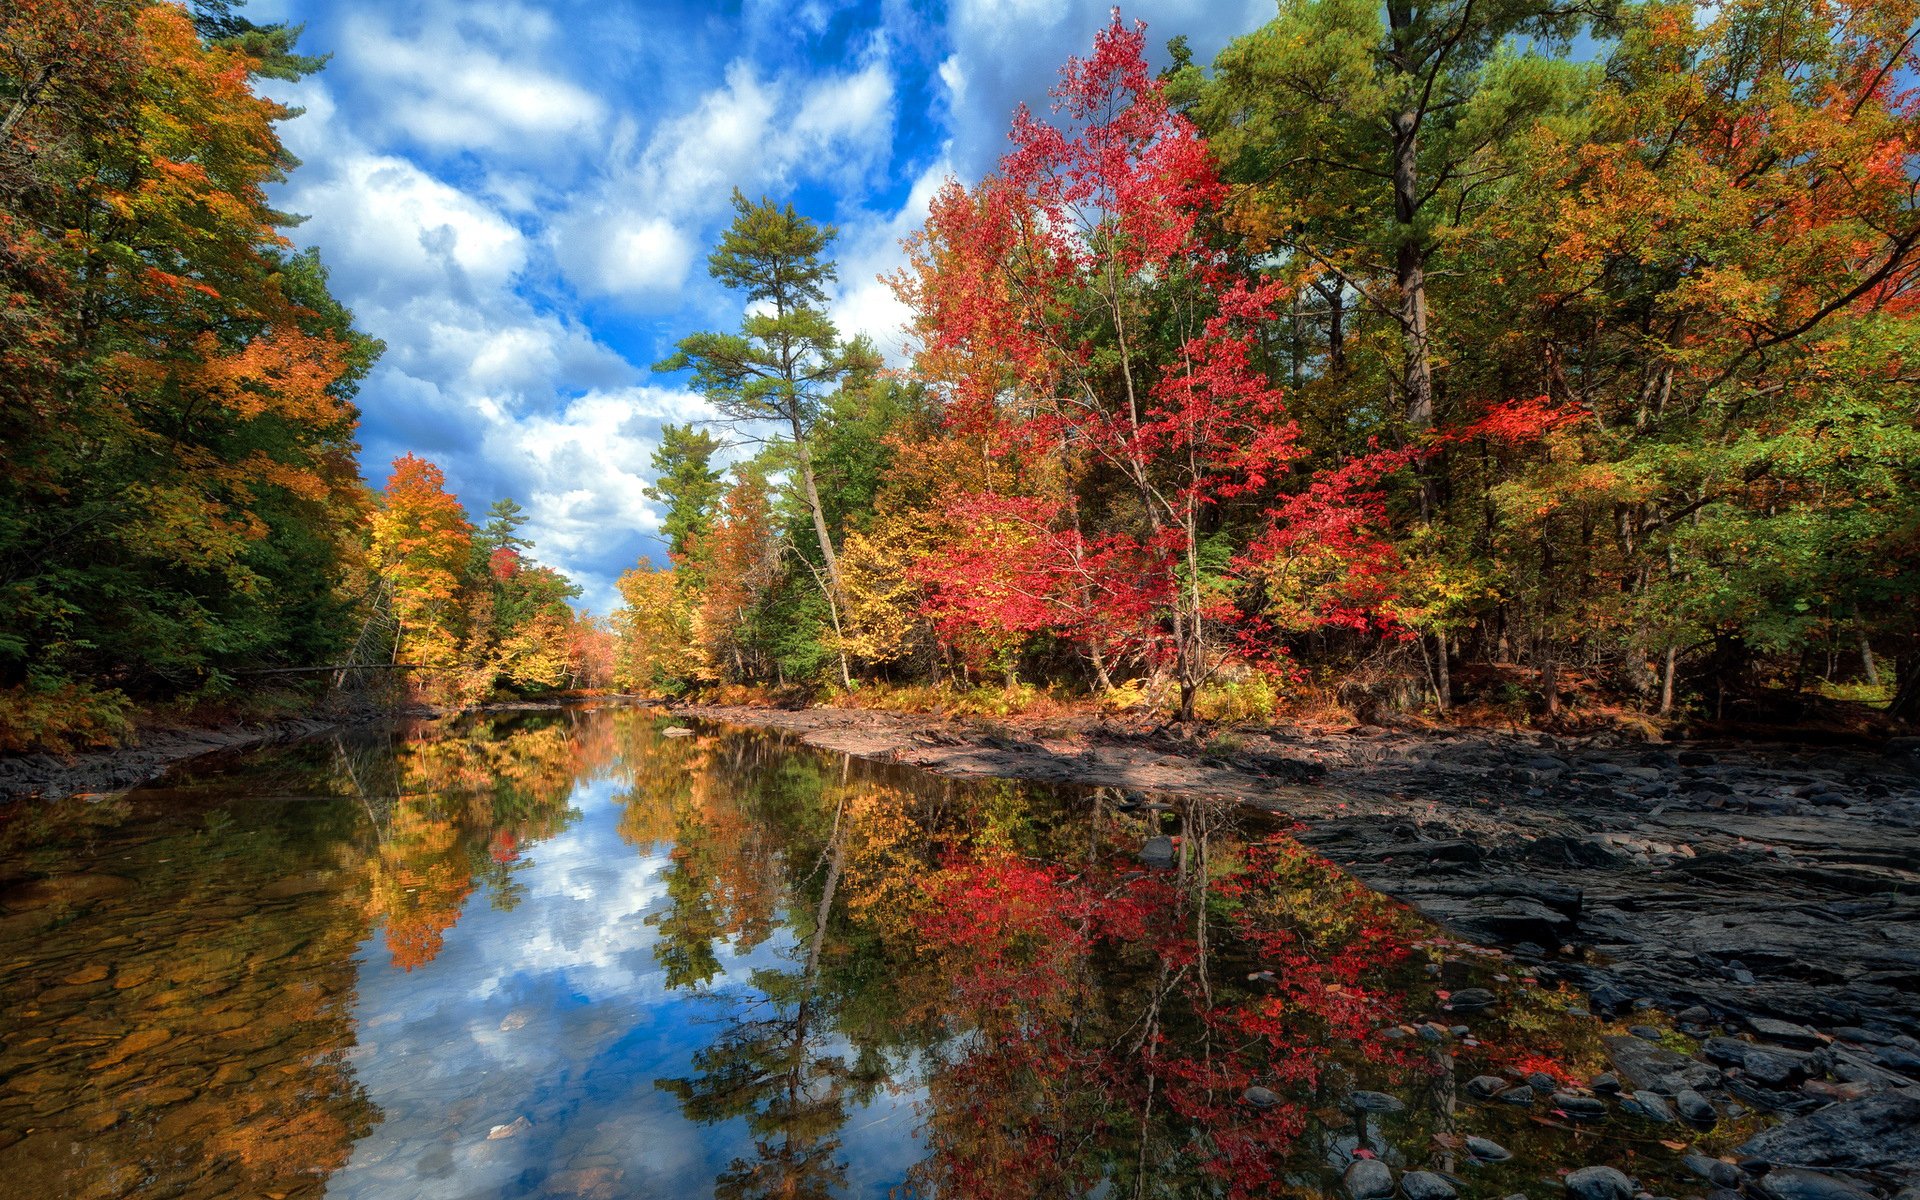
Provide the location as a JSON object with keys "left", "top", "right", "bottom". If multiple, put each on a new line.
{"left": 3, "top": 0, "right": 1918, "bottom": 752}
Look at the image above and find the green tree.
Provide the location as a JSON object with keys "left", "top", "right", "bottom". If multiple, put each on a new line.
{"left": 643, "top": 423, "right": 726, "bottom": 562}
{"left": 478, "top": 497, "right": 534, "bottom": 555}
{"left": 654, "top": 191, "right": 881, "bottom": 640}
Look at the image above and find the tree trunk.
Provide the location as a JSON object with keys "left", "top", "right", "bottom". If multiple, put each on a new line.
{"left": 1433, "top": 633, "right": 1451, "bottom": 714}
{"left": 1389, "top": 107, "right": 1434, "bottom": 429}
{"left": 1659, "top": 644, "right": 1678, "bottom": 715}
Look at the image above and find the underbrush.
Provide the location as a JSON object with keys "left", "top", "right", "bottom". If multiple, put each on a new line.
{"left": 0, "top": 683, "right": 135, "bottom": 755}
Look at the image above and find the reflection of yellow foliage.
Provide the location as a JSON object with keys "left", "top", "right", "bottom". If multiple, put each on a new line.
{"left": 841, "top": 784, "right": 930, "bottom": 932}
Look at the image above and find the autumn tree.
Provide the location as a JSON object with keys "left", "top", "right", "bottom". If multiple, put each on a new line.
{"left": 900, "top": 15, "right": 1408, "bottom": 718}
{"left": 370, "top": 455, "right": 474, "bottom": 684}
{"left": 0, "top": 0, "right": 377, "bottom": 740}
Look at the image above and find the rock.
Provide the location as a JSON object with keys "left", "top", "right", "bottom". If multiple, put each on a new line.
{"left": 1627, "top": 1091, "right": 1675, "bottom": 1123}
{"left": 1746, "top": 1018, "right": 1823, "bottom": 1049}
{"left": 1447, "top": 988, "right": 1497, "bottom": 1012}
{"left": 1466, "top": 1136, "right": 1512, "bottom": 1163}
{"left": 1743, "top": 1050, "right": 1807, "bottom": 1088}
{"left": 1591, "top": 1072, "right": 1622, "bottom": 1094}
{"left": 1401, "top": 1171, "right": 1457, "bottom": 1200}
{"left": 1499, "top": 1085, "right": 1536, "bottom": 1106}
{"left": 1756, "top": 1169, "right": 1878, "bottom": 1200}
{"left": 1345, "top": 1159, "right": 1395, "bottom": 1200}
{"left": 1705, "top": 1037, "right": 1757, "bottom": 1067}
{"left": 661, "top": 727, "right": 695, "bottom": 738}
{"left": 1736, "top": 1091, "right": 1920, "bottom": 1177}
{"left": 1675, "top": 1089, "right": 1717, "bottom": 1125}
{"left": 92, "top": 1027, "right": 171, "bottom": 1069}
{"left": 1565, "top": 1166, "right": 1636, "bottom": 1200}
{"left": 1551, "top": 1092, "right": 1610, "bottom": 1120}
{"left": 1466, "top": 1075, "right": 1509, "bottom": 1100}
{"left": 488, "top": 1116, "right": 532, "bottom": 1140}
{"left": 1348, "top": 1090, "right": 1407, "bottom": 1114}
{"left": 1629, "top": 1025, "right": 1665, "bottom": 1041}
{"left": 1606, "top": 1035, "right": 1710, "bottom": 1092}
{"left": 1243, "top": 1086, "right": 1281, "bottom": 1109}
{"left": 1142, "top": 836, "right": 1176, "bottom": 868}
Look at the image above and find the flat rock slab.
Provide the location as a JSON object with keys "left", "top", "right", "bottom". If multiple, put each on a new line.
{"left": 1736, "top": 1091, "right": 1920, "bottom": 1180}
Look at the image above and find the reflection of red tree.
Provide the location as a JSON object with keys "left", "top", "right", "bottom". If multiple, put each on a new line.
{"left": 909, "top": 836, "right": 1432, "bottom": 1199}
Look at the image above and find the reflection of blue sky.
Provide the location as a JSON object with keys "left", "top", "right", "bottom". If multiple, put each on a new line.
{"left": 326, "top": 775, "right": 924, "bottom": 1198}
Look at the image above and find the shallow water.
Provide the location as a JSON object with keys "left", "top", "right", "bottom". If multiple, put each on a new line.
{"left": 0, "top": 707, "right": 1756, "bottom": 1199}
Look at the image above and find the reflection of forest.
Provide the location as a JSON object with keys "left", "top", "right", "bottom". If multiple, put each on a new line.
{"left": 0, "top": 710, "right": 1639, "bottom": 1200}
{"left": 608, "top": 715, "right": 1529, "bottom": 1200}
{"left": 357, "top": 712, "right": 594, "bottom": 970}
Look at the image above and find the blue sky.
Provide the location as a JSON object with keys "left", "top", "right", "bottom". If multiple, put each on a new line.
{"left": 250, "top": 0, "right": 1278, "bottom": 612}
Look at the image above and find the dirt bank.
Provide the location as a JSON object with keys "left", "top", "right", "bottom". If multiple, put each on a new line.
{"left": 0, "top": 716, "right": 348, "bottom": 802}
{"left": 675, "top": 703, "right": 1920, "bottom": 1040}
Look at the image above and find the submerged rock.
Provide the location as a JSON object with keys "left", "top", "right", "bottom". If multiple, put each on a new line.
{"left": 1344, "top": 1158, "right": 1395, "bottom": 1200}
{"left": 1400, "top": 1170, "right": 1457, "bottom": 1200}
{"left": 1348, "top": 1090, "right": 1407, "bottom": 1114}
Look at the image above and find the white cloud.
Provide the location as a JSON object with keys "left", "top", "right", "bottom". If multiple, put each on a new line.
{"left": 338, "top": 5, "right": 604, "bottom": 159}
{"left": 549, "top": 52, "right": 896, "bottom": 307}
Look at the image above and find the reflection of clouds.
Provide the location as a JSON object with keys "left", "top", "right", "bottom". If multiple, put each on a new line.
{"left": 328, "top": 774, "right": 923, "bottom": 1198}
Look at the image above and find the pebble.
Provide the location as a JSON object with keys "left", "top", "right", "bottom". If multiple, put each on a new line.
{"left": 1401, "top": 1170, "right": 1457, "bottom": 1200}
{"left": 1565, "top": 1166, "right": 1636, "bottom": 1200}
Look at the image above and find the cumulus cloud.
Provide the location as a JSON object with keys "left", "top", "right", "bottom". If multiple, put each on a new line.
{"left": 262, "top": 0, "right": 1278, "bottom": 614}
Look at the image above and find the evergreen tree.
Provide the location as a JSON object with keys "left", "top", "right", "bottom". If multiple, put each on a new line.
{"left": 643, "top": 424, "right": 726, "bottom": 562}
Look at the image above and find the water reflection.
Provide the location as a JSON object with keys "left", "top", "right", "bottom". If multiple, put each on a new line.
{"left": 0, "top": 708, "right": 1719, "bottom": 1199}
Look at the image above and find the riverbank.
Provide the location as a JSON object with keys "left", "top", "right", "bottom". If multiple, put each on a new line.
{"left": 0, "top": 714, "right": 345, "bottom": 801}
{"left": 673, "top": 703, "right": 1920, "bottom": 1039}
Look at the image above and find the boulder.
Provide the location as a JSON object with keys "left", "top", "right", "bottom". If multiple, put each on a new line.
{"left": 1345, "top": 1159, "right": 1395, "bottom": 1200}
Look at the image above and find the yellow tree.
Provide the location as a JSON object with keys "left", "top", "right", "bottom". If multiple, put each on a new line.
{"left": 369, "top": 454, "right": 474, "bottom": 687}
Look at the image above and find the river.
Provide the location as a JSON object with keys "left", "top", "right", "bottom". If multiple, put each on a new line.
{"left": 0, "top": 705, "right": 1756, "bottom": 1198}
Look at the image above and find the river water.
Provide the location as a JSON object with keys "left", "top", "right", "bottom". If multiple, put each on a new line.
{"left": 0, "top": 706, "right": 1755, "bottom": 1198}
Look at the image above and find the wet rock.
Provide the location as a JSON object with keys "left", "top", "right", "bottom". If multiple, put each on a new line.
{"left": 1345, "top": 1159, "right": 1395, "bottom": 1200}
{"left": 1401, "top": 1170, "right": 1457, "bottom": 1200}
{"left": 1756, "top": 1169, "right": 1878, "bottom": 1200}
{"left": 1466, "top": 1136, "right": 1512, "bottom": 1163}
{"left": 1242, "top": 1086, "right": 1280, "bottom": 1109}
{"left": 1675, "top": 1089, "right": 1717, "bottom": 1125}
{"left": 1565, "top": 1165, "right": 1636, "bottom": 1200}
{"left": 1552, "top": 1092, "right": 1610, "bottom": 1120}
{"left": 1736, "top": 1090, "right": 1920, "bottom": 1177}
{"left": 1466, "top": 1075, "right": 1509, "bottom": 1100}
{"left": 1446, "top": 988, "right": 1497, "bottom": 1012}
{"left": 1348, "top": 1090, "right": 1407, "bottom": 1114}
